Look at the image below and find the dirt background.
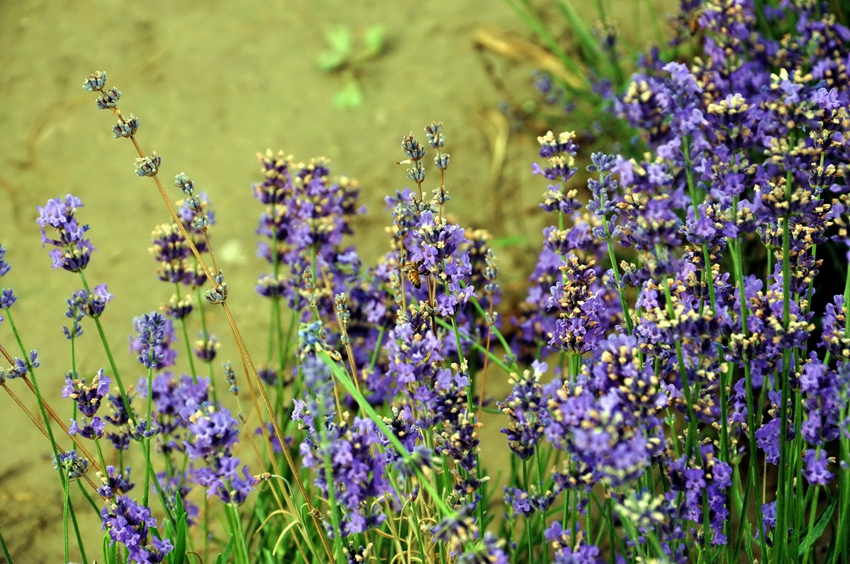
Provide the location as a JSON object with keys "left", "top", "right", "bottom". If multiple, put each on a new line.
{"left": 0, "top": 1, "right": 673, "bottom": 561}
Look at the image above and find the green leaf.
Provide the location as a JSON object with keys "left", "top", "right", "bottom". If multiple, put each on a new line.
{"left": 214, "top": 536, "right": 234, "bottom": 564}
{"left": 317, "top": 51, "right": 348, "bottom": 73}
{"left": 102, "top": 534, "right": 111, "bottom": 564}
{"left": 169, "top": 511, "right": 187, "bottom": 564}
{"left": 363, "top": 25, "right": 385, "bottom": 57}
{"left": 798, "top": 492, "right": 838, "bottom": 556}
{"left": 333, "top": 79, "right": 364, "bottom": 109}
{"left": 326, "top": 25, "right": 352, "bottom": 55}
{"left": 317, "top": 25, "right": 353, "bottom": 72}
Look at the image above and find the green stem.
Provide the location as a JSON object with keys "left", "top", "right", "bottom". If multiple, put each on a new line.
{"left": 77, "top": 479, "right": 100, "bottom": 515}
{"left": 143, "top": 366, "right": 154, "bottom": 508}
{"left": 63, "top": 472, "right": 70, "bottom": 564}
{"left": 174, "top": 284, "right": 198, "bottom": 382}
{"left": 226, "top": 503, "right": 251, "bottom": 564}
{"left": 729, "top": 200, "right": 768, "bottom": 559}
{"left": 775, "top": 197, "right": 793, "bottom": 564}
{"left": 195, "top": 284, "right": 219, "bottom": 403}
{"left": 835, "top": 264, "right": 850, "bottom": 561}
{"left": 4, "top": 309, "right": 88, "bottom": 560}
{"left": 67, "top": 481, "right": 88, "bottom": 564}
{"left": 317, "top": 396, "right": 346, "bottom": 562}
{"left": 434, "top": 317, "right": 512, "bottom": 374}
{"left": 522, "top": 458, "right": 534, "bottom": 564}
{"left": 0, "top": 523, "right": 12, "bottom": 564}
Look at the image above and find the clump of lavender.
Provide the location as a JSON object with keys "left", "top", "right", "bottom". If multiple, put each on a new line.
{"left": 10, "top": 6, "right": 850, "bottom": 562}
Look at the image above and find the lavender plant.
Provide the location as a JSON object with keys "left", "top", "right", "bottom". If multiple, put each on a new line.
{"left": 2, "top": 2, "right": 850, "bottom": 563}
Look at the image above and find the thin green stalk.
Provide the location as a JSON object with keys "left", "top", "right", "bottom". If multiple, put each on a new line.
{"left": 139, "top": 439, "right": 176, "bottom": 525}
{"left": 0, "top": 523, "right": 12, "bottom": 564}
{"left": 719, "top": 360, "right": 733, "bottom": 564}
{"left": 603, "top": 223, "right": 633, "bottom": 333}
{"left": 775, "top": 195, "right": 793, "bottom": 564}
{"left": 660, "top": 275, "right": 700, "bottom": 458}
{"left": 91, "top": 439, "right": 107, "bottom": 481}
{"left": 4, "top": 309, "right": 88, "bottom": 560}
{"left": 835, "top": 264, "right": 850, "bottom": 561}
{"left": 195, "top": 285, "right": 219, "bottom": 403}
{"left": 522, "top": 458, "right": 534, "bottom": 564}
{"left": 77, "top": 479, "right": 100, "bottom": 515}
{"left": 317, "top": 396, "right": 346, "bottom": 562}
{"left": 369, "top": 324, "right": 387, "bottom": 371}
{"left": 729, "top": 200, "right": 768, "bottom": 559}
{"left": 282, "top": 308, "right": 299, "bottom": 399}
{"left": 606, "top": 497, "right": 616, "bottom": 564}
{"left": 63, "top": 472, "right": 70, "bottom": 564}
{"left": 67, "top": 481, "right": 88, "bottom": 564}
{"left": 78, "top": 271, "right": 135, "bottom": 424}
{"left": 802, "top": 483, "right": 820, "bottom": 564}
{"left": 174, "top": 284, "right": 198, "bottom": 382}
{"left": 142, "top": 354, "right": 154, "bottom": 508}
{"left": 226, "top": 503, "right": 251, "bottom": 564}
{"left": 553, "top": 0, "right": 618, "bottom": 82}
{"left": 467, "top": 294, "right": 518, "bottom": 368}
{"left": 434, "top": 317, "right": 511, "bottom": 374}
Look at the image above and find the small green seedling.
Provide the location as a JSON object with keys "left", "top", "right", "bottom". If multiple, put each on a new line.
{"left": 317, "top": 24, "right": 386, "bottom": 109}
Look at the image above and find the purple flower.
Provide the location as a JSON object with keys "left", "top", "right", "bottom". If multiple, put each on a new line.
{"left": 0, "top": 350, "right": 39, "bottom": 382}
{"left": 139, "top": 372, "right": 210, "bottom": 454}
{"left": 499, "top": 361, "right": 548, "bottom": 459}
{"left": 762, "top": 501, "right": 777, "bottom": 531}
{"left": 149, "top": 223, "right": 194, "bottom": 285}
{"left": 131, "top": 312, "right": 176, "bottom": 370}
{"left": 69, "top": 415, "right": 106, "bottom": 440}
{"left": 755, "top": 417, "right": 782, "bottom": 466}
{"left": 36, "top": 195, "right": 95, "bottom": 272}
{"left": 0, "top": 243, "right": 11, "bottom": 326}
{"left": 65, "top": 286, "right": 114, "bottom": 330}
{"left": 546, "top": 521, "right": 601, "bottom": 563}
{"left": 53, "top": 449, "right": 89, "bottom": 481}
{"left": 97, "top": 465, "right": 135, "bottom": 499}
{"left": 184, "top": 404, "right": 257, "bottom": 505}
{"left": 252, "top": 151, "right": 363, "bottom": 315}
{"left": 104, "top": 390, "right": 137, "bottom": 451}
{"left": 548, "top": 254, "right": 607, "bottom": 354}
{"left": 0, "top": 243, "right": 11, "bottom": 278}
{"left": 184, "top": 405, "right": 240, "bottom": 459}
{"left": 803, "top": 449, "right": 834, "bottom": 485}
{"left": 822, "top": 295, "right": 849, "bottom": 362}
{"left": 101, "top": 495, "right": 173, "bottom": 564}
{"left": 193, "top": 332, "right": 220, "bottom": 362}
{"left": 0, "top": 288, "right": 16, "bottom": 310}
{"left": 295, "top": 412, "right": 392, "bottom": 535}
{"left": 505, "top": 486, "right": 555, "bottom": 518}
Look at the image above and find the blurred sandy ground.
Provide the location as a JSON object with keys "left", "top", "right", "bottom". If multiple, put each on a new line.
{"left": 0, "top": 0, "right": 673, "bottom": 561}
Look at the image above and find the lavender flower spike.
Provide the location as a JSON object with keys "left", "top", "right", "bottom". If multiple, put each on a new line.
{"left": 101, "top": 495, "right": 173, "bottom": 563}
{"left": 36, "top": 195, "right": 95, "bottom": 272}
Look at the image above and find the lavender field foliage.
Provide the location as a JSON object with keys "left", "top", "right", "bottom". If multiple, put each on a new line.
{"left": 2, "top": 1, "right": 850, "bottom": 563}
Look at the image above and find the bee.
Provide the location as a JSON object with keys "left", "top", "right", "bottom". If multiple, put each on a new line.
{"left": 400, "top": 261, "right": 424, "bottom": 289}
